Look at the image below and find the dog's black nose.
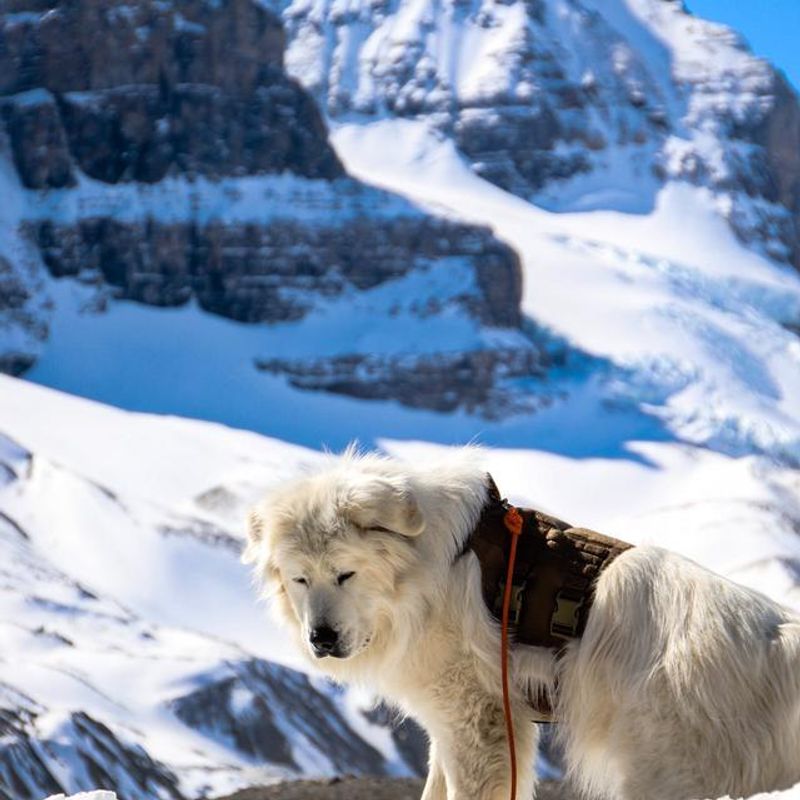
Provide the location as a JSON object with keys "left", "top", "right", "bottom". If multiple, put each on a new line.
{"left": 310, "top": 625, "right": 339, "bottom": 656}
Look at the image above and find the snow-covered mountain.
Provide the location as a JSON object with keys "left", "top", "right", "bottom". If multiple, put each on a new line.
{"left": 269, "top": 0, "right": 800, "bottom": 269}
{"left": 1, "top": 0, "right": 800, "bottom": 798}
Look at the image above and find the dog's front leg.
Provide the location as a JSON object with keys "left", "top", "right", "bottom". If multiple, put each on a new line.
{"left": 421, "top": 738, "right": 447, "bottom": 800}
{"left": 435, "top": 701, "right": 538, "bottom": 800}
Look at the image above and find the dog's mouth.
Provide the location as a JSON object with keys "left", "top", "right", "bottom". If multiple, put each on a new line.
{"left": 310, "top": 635, "right": 371, "bottom": 661}
{"left": 314, "top": 651, "right": 343, "bottom": 659}
{"left": 312, "top": 642, "right": 348, "bottom": 659}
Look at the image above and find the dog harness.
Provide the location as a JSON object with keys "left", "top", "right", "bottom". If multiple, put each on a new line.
{"left": 466, "top": 476, "right": 634, "bottom": 720}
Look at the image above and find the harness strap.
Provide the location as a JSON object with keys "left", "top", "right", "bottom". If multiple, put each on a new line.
{"left": 468, "top": 474, "right": 634, "bottom": 722}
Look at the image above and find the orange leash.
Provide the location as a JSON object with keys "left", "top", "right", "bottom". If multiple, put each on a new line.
{"left": 501, "top": 506, "right": 523, "bottom": 800}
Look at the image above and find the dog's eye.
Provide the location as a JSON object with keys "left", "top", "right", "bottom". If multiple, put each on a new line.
{"left": 293, "top": 577, "right": 308, "bottom": 586}
{"left": 337, "top": 571, "right": 356, "bottom": 585}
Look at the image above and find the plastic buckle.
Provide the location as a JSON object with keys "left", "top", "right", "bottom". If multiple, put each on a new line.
{"left": 496, "top": 580, "right": 526, "bottom": 625}
{"left": 550, "top": 591, "right": 584, "bottom": 640}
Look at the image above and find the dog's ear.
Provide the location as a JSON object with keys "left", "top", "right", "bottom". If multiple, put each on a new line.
{"left": 344, "top": 477, "right": 425, "bottom": 537}
{"left": 242, "top": 505, "right": 266, "bottom": 564}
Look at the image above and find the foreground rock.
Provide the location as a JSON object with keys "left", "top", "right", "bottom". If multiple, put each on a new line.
{"left": 215, "top": 777, "right": 572, "bottom": 800}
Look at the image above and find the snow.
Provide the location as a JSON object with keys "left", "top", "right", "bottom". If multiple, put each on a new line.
{"left": 715, "top": 786, "right": 800, "bottom": 800}
{"left": 330, "top": 118, "right": 800, "bottom": 463}
{"left": 45, "top": 793, "right": 117, "bottom": 800}
{"left": 0, "top": 374, "right": 429, "bottom": 797}
{"left": 22, "top": 172, "right": 422, "bottom": 227}
{"left": 20, "top": 279, "right": 537, "bottom": 450}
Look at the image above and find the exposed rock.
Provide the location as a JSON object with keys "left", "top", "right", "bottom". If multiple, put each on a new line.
{"left": 725, "top": 73, "right": 800, "bottom": 267}
{"left": 0, "top": 701, "right": 185, "bottom": 800}
{"left": 54, "top": 81, "right": 341, "bottom": 184}
{"left": 169, "top": 659, "right": 419, "bottom": 777}
{"left": 257, "top": 347, "right": 549, "bottom": 417}
{"left": 0, "top": 248, "right": 50, "bottom": 376}
{"left": 0, "top": 0, "right": 343, "bottom": 184}
{"left": 62, "top": 712, "right": 186, "bottom": 800}
{"left": 170, "top": 669, "right": 297, "bottom": 771}
{"left": 0, "top": 705, "right": 61, "bottom": 800}
{"left": 26, "top": 214, "right": 521, "bottom": 326}
{"left": 1, "top": 0, "right": 285, "bottom": 96}
{"left": 361, "top": 706, "right": 427, "bottom": 777}
{"left": 455, "top": 105, "right": 591, "bottom": 196}
{"left": 1, "top": 91, "right": 75, "bottom": 189}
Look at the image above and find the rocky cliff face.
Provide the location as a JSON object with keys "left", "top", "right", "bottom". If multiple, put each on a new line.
{"left": 0, "top": 0, "right": 540, "bottom": 417}
{"left": 0, "top": 224, "right": 50, "bottom": 378}
{"left": 270, "top": 0, "right": 800, "bottom": 269}
{"left": 25, "top": 214, "right": 519, "bottom": 326}
{"left": 0, "top": 0, "right": 338, "bottom": 184}
{"left": 257, "top": 347, "right": 551, "bottom": 417}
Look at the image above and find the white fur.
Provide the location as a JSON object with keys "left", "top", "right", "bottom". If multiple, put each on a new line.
{"left": 245, "top": 447, "right": 800, "bottom": 800}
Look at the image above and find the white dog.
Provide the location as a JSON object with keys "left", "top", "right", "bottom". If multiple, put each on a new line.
{"left": 244, "top": 448, "right": 800, "bottom": 800}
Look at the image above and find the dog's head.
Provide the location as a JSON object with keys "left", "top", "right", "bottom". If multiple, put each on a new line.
{"left": 244, "top": 456, "right": 426, "bottom": 670}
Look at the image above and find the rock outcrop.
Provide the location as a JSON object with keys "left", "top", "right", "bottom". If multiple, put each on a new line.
{"left": 169, "top": 659, "right": 425, "bottom": 777}
{"left": 0, "top": 701, "right": 186, "bottom": 800}
{"left": 0, "top": 0, "right": 340, "bottom": 183}
{"left": 26, "top": 215, "right": 520, "bottom": 326}
{"left": 0, "top": 246, "right": 49, "bottom": 377}
{"left": 257, "top": 347, "right": 549, "bottom": 417}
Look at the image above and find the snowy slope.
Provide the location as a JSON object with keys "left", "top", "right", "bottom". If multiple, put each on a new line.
{"left": 0, "top": 377, "right": 425, "bottom": 800}
{"left": 331, "top": 119, "right": 800, "bottom": 465}
{"left": 1, "top": 374, "right": 800, "bottom": 799}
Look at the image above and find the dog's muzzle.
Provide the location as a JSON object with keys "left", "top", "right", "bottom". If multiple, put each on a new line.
{"left": 309, "top": 625, "right": 345, "bottom": 658}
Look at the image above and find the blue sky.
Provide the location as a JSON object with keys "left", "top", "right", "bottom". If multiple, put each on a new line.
{"left": 686, "top": 0, "right": 800, "bottom": 91}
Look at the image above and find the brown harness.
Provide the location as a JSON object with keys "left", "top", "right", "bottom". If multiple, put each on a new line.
{"left": 466, "top": 476, "right": 634, "bottom": 721}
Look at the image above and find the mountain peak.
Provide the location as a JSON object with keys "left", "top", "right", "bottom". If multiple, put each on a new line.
{"left": 268, "top": 0, "right": 800, "bottom": 269}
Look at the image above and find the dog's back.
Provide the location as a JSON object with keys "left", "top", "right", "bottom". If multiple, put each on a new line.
{"left": 559, "top": 545, "right": 800, "bottom": 800}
